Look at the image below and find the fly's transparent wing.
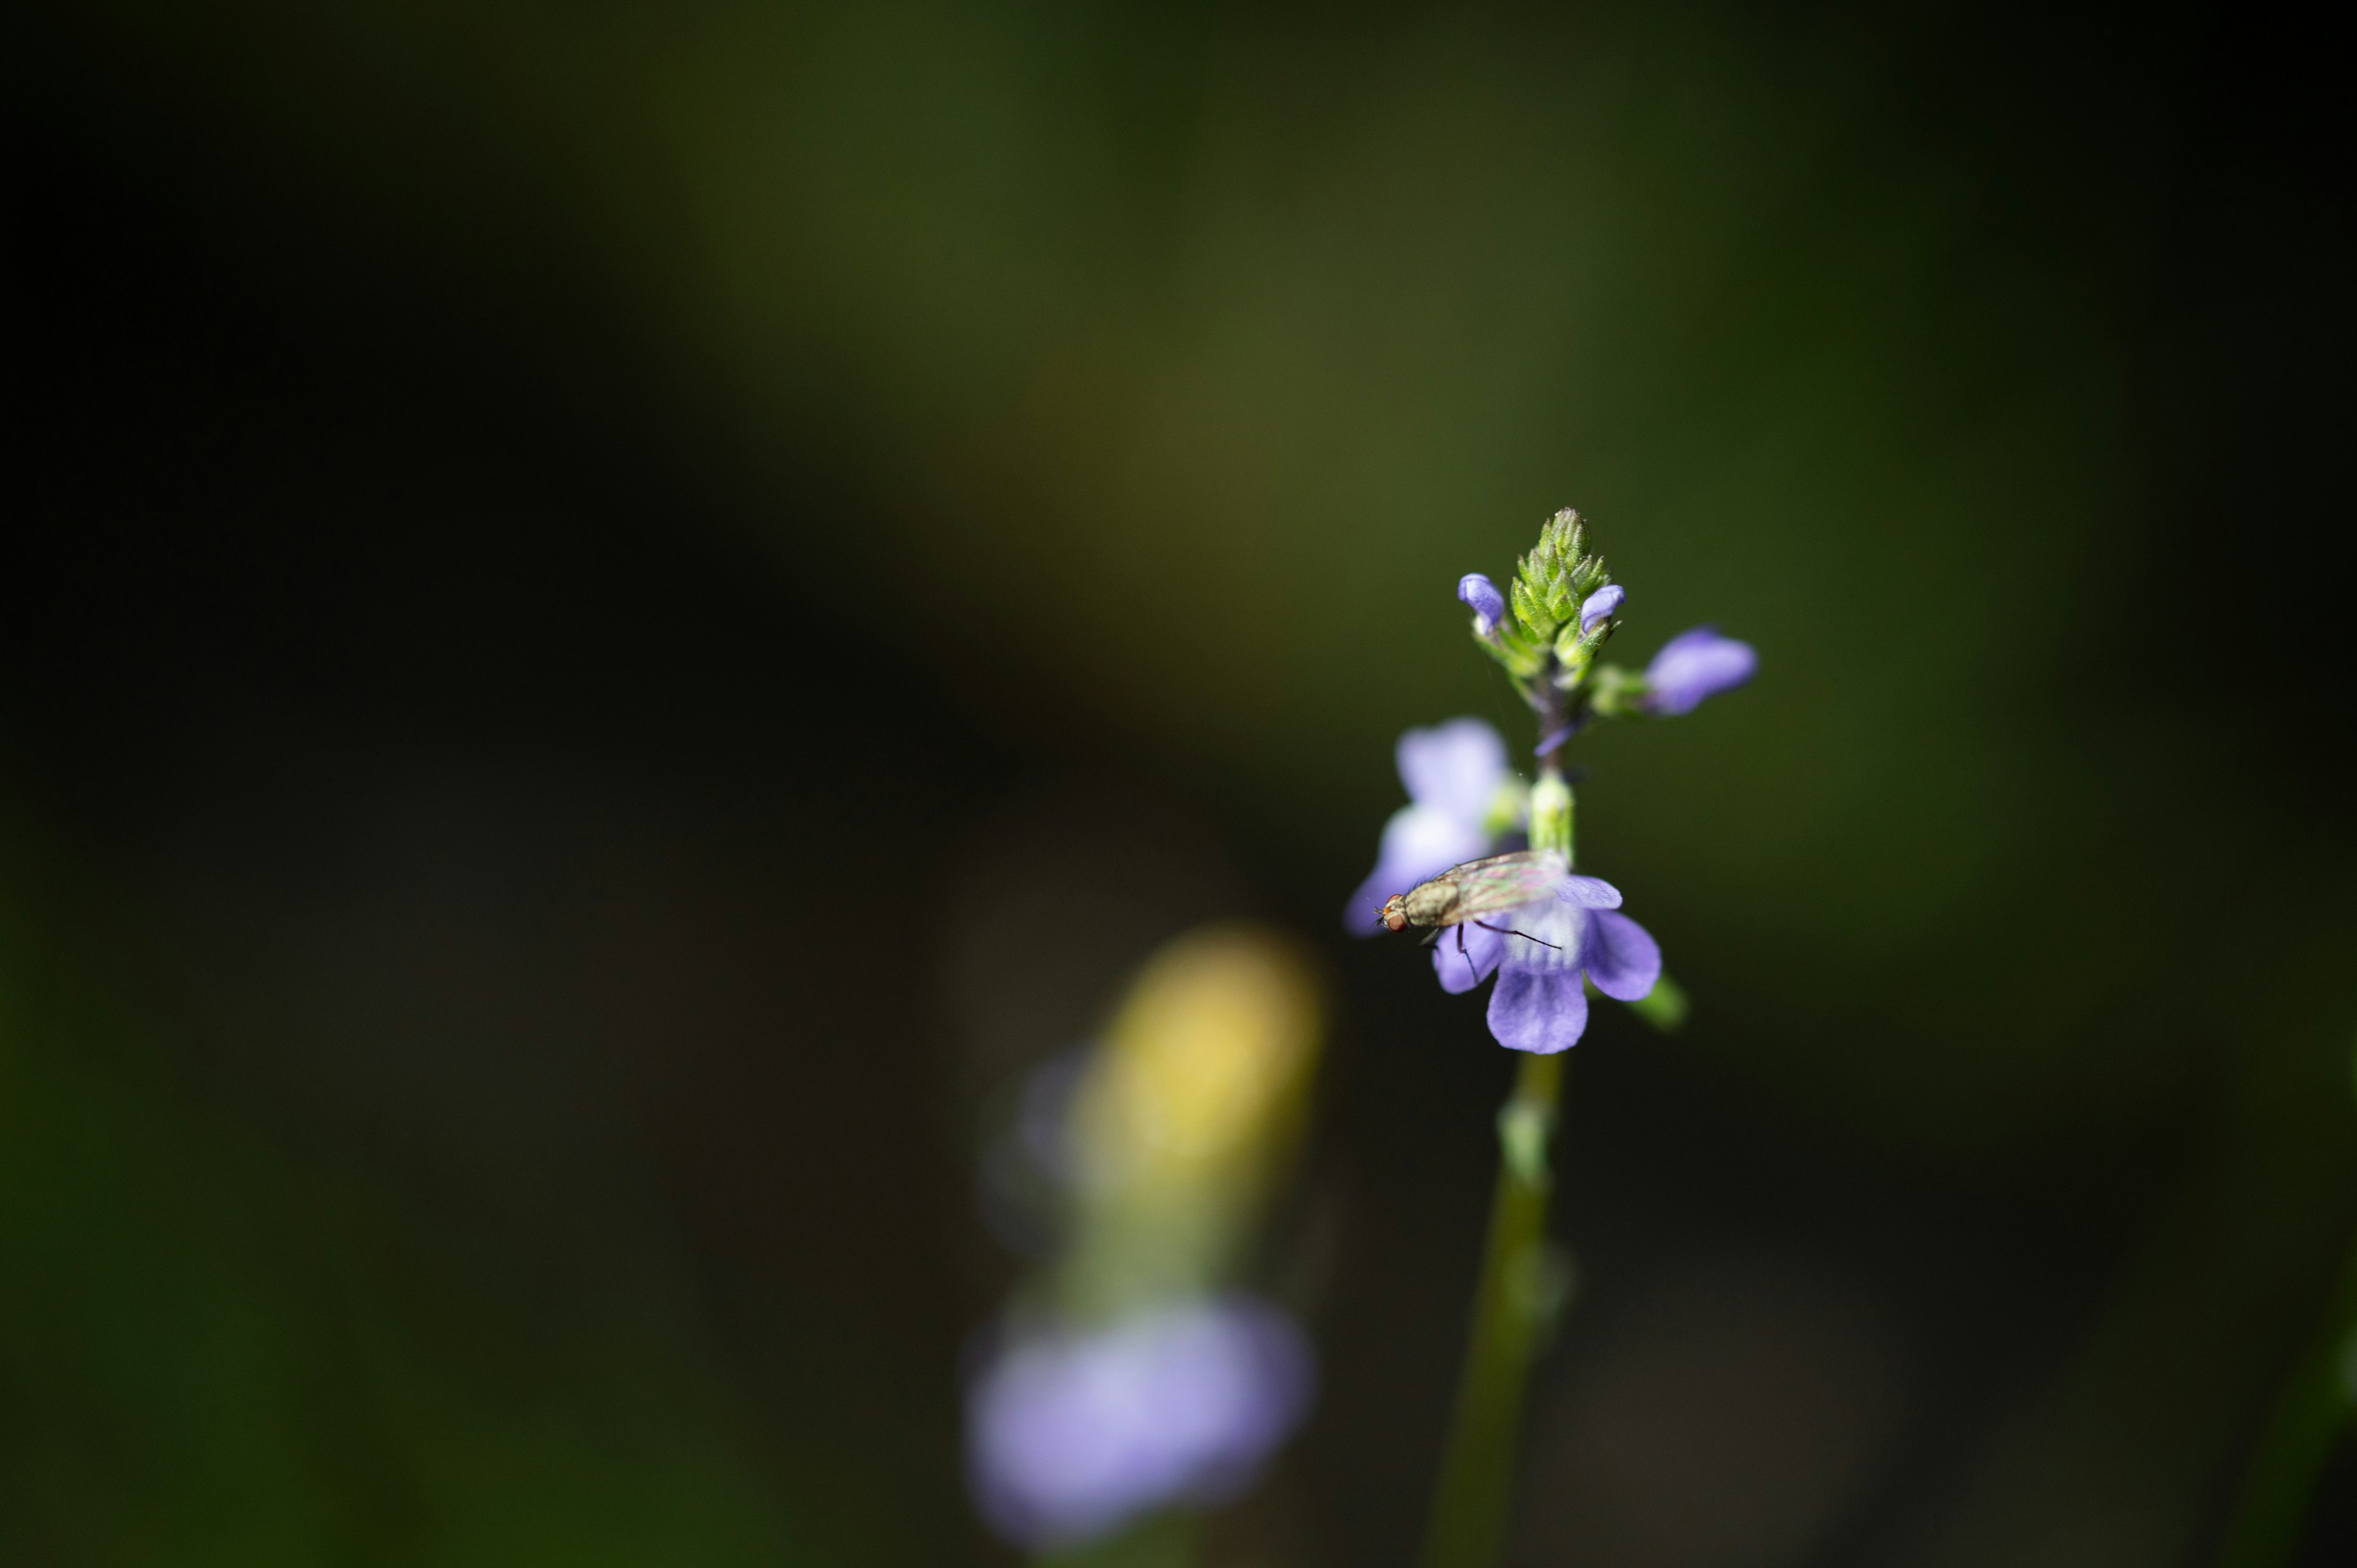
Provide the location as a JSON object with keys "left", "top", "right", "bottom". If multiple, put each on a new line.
{"left": 1428, "top": 851, "right": 1568, "bottom": 920}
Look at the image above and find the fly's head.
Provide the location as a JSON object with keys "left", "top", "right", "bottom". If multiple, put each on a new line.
{"left": 1380, "top": 894, "right": 1412, "bottom": 933}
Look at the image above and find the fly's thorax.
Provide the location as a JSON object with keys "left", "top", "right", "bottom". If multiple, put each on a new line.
{"left": 1401, "top": 879, "right": 1464, "bottom": 928}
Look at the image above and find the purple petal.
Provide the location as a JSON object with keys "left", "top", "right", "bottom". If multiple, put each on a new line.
{"left": 1432, "top": 920, "right": 1506, "bottom": 994}
{"left": 1577, "top": 584, "right": 1625, "bottom": 633}
{"left": 1556, "top": 874, "right": 1622, "bottom": 910}
{"left": 1582, "top": 910, "right": 1662, "bottom": 1002}
{"left": 1480, "top": 899, "right": 1590, "bottom": 1052}
{"left": 1487, "top": 964, "right": 1590, "bottom": 1054}
{"left": 1643, "top": 627, "right": 1758, "bottom": 716}
{"left": 967, "top": 1299, "right": 1314, "bottom": 1550}
{"left": 1458, "top": 573, "right": 1506, "bottom": 634}
{"left": 1395, "top": 719, "right": 1509, "bottom": 824}
{"left": 1342, "top": 803, "right": 1492, "bottom": 933}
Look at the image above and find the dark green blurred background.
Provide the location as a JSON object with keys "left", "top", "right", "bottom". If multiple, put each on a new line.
{"left": 2, "top": 1, "right": 2350, "bottom": 1563}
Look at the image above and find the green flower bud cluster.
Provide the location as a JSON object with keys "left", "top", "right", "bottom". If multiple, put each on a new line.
{"left": 1509, "top": 509, "right": 1610, "bottom": 643}
{"left": 1470, "top": 508, "right": 1624, "bottom": 708}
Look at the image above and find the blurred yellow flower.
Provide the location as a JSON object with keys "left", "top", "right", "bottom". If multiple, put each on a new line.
{"left": 1059, "top": 924, "right": 1323, "bottom": 1311}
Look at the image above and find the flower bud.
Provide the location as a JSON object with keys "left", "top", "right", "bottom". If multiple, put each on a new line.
{"left": 1458, "top": 573, "right": 1506, "bottom": 634}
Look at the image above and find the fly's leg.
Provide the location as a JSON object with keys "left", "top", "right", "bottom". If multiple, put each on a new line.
{"left": 1471, "top": 917, "right": 1562, "bottom": 952}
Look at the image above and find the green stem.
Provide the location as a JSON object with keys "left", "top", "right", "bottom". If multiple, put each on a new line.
{"left": 2217, "top": 1224, "right": 2357, "bottom": 1567}
{"left": 1423, "top": 750, "right": 1574, "bottom": 1568}
{"left": 1420, "top": 733, "right": 1577, "bottom": 1568}
{"left": 1420, "top": 1050, "right": 1567, "bottom": 1568}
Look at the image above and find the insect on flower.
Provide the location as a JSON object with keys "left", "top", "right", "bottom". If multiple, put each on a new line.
{"left": 1379, "top": 850, "right": 1568, "bottom": 939}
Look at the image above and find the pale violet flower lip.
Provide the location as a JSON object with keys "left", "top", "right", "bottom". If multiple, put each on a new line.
{"left": 967, "top": 1297, "right": 1314, "bottom": 1550}
{"left": 1344, "top": 718, "right": 1517, "bottom": 933}
{"left": 1643, "top": 627, "right": 1757, "bottom": 715}
{"left": 1429, "top": 872, "right": 1662, "bottom": 1053}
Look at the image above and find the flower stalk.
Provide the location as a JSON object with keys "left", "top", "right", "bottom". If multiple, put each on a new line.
{"left": 1421, "top": 741, "right": 1576, "bottom": 1568}
{"left": 1421, "top": 1049, "right": 1568, "bottom": 1568}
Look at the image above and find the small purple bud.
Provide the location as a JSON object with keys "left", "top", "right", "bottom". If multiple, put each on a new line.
{"left": 1643, "top": 627, "right": 1758, "bottom": 716}
{"left": 1458, "top": 573, "right": 1506, "bottom": 635}
{"left": 1577, "top": 584, "right": 1625, "bottom": 634}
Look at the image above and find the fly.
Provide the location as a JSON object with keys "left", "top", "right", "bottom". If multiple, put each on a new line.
{"left": 1379, "top": 850, "right": 1568, "bottom": 937}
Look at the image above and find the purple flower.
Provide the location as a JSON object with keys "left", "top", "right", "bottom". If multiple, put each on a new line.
{"left": 1643, "top": 627, "right": 1757, "bottom": 716}
{"left": 967, "top": 1297, "right": 1315, "bottom": 1550}
{"left": 1577, "top": 584, "right": 1625, "bottom": 633}
{"left": 1345, "top": 718, "right": 1517, "bottom": 933}
{"left": 1430, "top": 873, "right": 1662, "bottom": 1053}
{"left": 1458, "top": 573, "right": 1506, "bottom": 635}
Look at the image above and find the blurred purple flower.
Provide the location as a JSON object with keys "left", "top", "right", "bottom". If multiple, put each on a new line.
{"left": 1344, "top": 718, "right": 1517, "bottom": 933}
{"left": 1430, "top": 873, "right": 1661, "bottom": 1053}
{"left": 1458, "top": 573, "right": 1506, "bottom": 634}
{"left": 967, "top": 1297, "right": 1314, "bottom": 1550}
{"left": 1577, "top": 584, "right": 1625, "bottom": 633}
{"left": 1643, "top": 627, "right": 1757, "bottom": 715}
